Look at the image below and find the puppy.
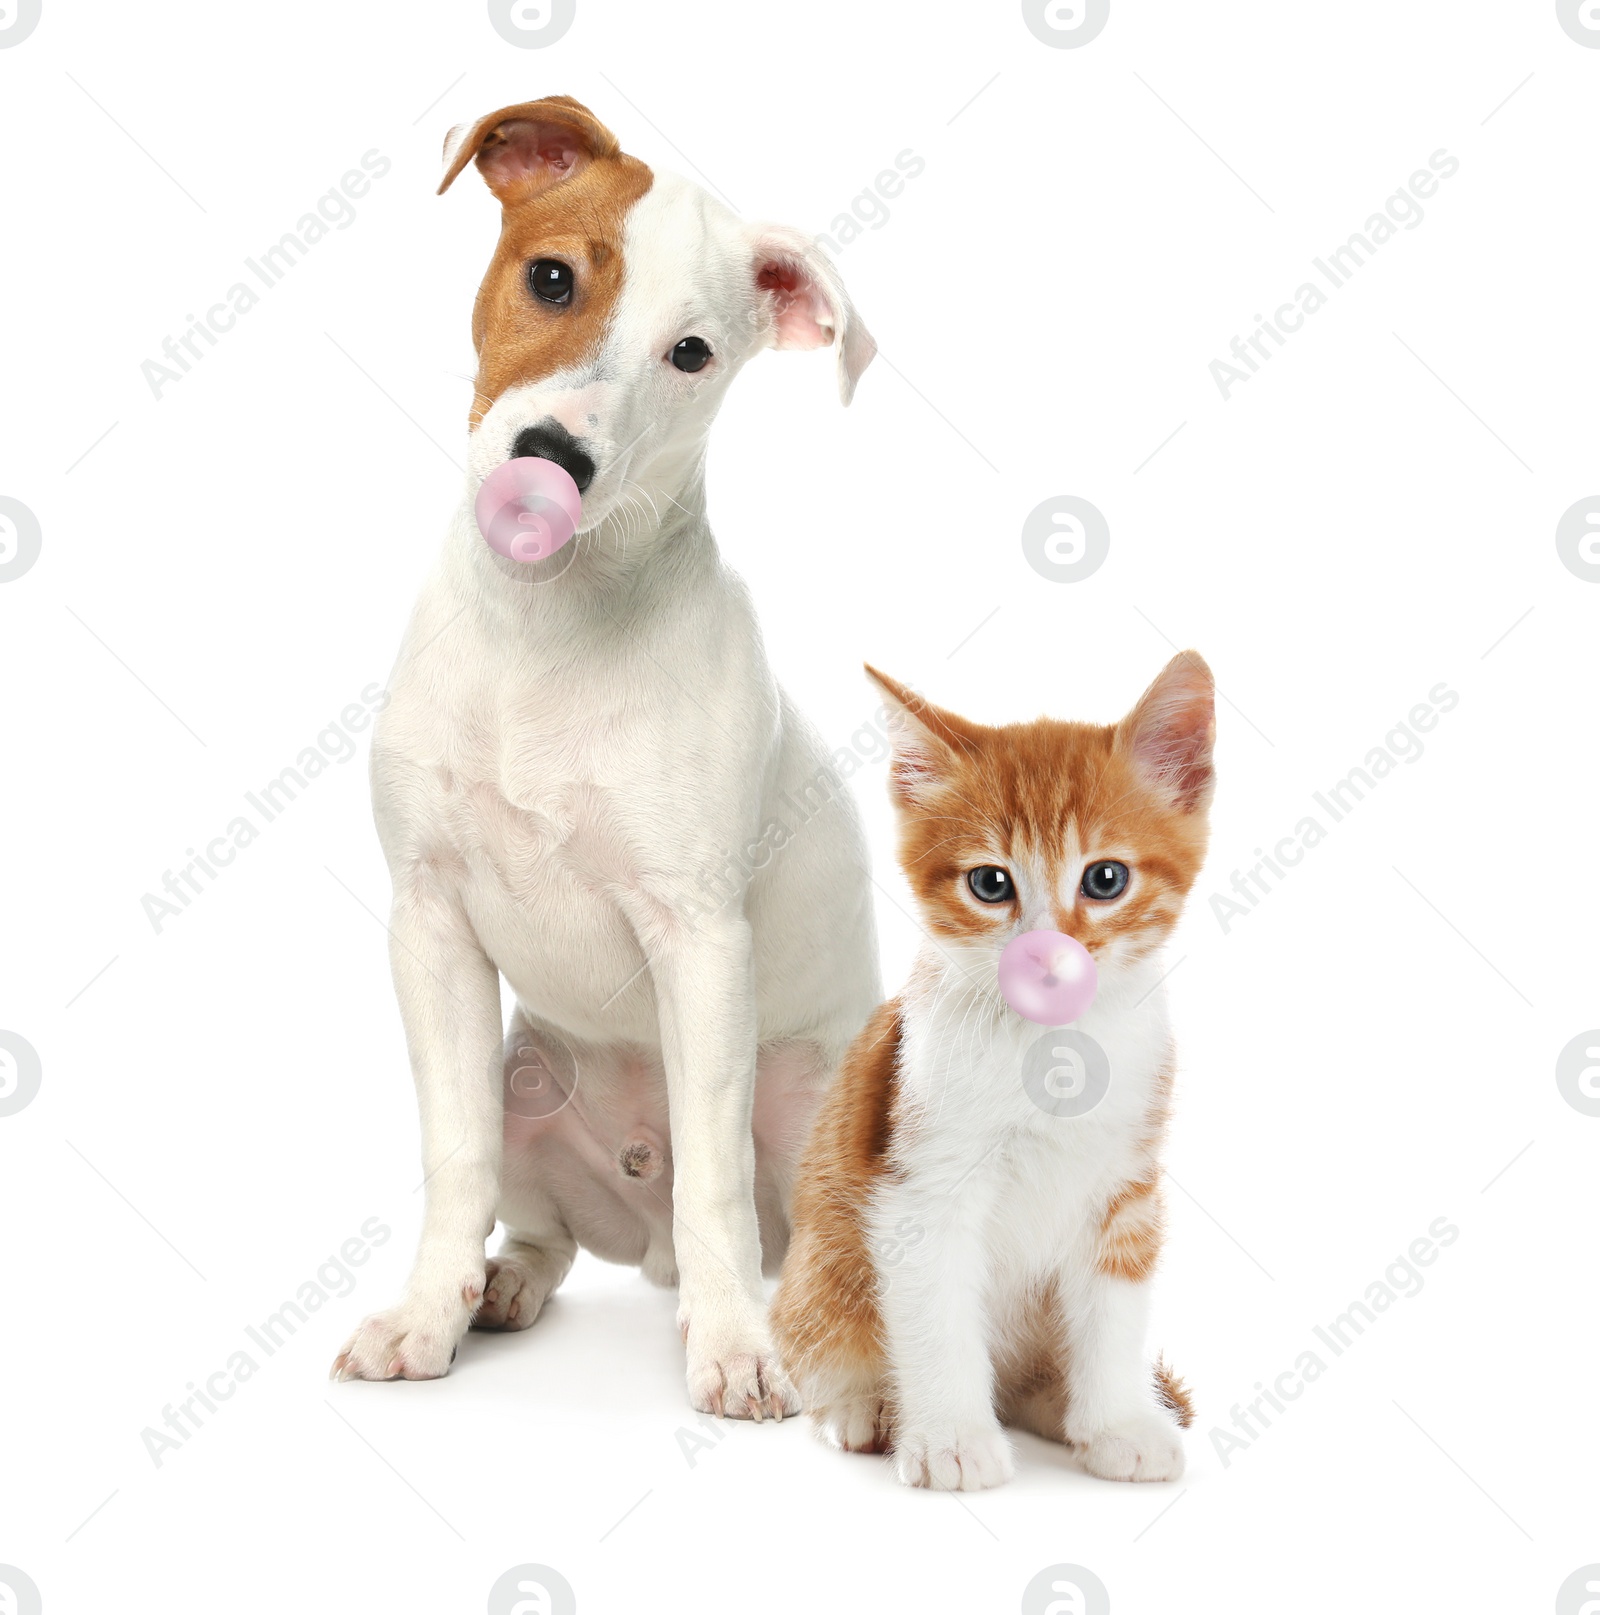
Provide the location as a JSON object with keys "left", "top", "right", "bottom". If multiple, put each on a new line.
{"left": 333, "top": 97, "right": 880, "bottom": 1418}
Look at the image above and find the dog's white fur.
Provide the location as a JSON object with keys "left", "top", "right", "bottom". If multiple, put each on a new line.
{"left": 332, "top": 169, "right": 880, "bottom": 1416}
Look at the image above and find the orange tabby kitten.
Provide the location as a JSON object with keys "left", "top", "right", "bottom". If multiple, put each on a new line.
{"left": 771, "top": 654, "right": 1212, "bottom": 1489}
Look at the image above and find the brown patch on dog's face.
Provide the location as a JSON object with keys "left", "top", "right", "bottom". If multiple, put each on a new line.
{"left": 438, "top": 97, "right": 654, "bottom": 427}
{"left": 466, "top": 155, "right": 653, "bottom": 425}
{"left": 865, "top": 656, "right": 1215, "bottom": 968}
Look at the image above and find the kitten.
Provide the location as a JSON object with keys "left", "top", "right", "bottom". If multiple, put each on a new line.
{"left": 771, "top": 653, "right": 1213, "bottom": 1490}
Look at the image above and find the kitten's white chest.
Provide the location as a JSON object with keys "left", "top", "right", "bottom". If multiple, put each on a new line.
{"left": 886, "top": 958, "right": 1174, "bottom": 1277}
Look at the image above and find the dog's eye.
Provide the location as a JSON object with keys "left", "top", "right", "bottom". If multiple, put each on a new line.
{"left": 967, "top": 866, "right": 1014, "bottom": 904}
{"left": 1082, "top": 861, "right": 1129, "bottom": 901}
{"left": 529, "top": 259, "right": 574, "bottom": 305}
{"left": 670, "top": 337, "right": 712, "bottom": 373}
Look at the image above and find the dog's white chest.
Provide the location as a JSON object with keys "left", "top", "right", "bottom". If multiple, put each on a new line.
{"left": 374, "top": 658, "right": 664, "bottom": 1038}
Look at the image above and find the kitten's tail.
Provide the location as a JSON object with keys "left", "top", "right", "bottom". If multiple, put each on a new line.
{"left": 1000, "top": 1355, "right": 1195, "bottom": 1440}
{"left": 1154, "top": 1353, "right": 1195, "bottom": 1428}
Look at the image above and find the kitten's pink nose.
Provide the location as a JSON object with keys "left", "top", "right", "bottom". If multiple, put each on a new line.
{"left": 997, "top": 930, "right": 1098, "bottom": 1025}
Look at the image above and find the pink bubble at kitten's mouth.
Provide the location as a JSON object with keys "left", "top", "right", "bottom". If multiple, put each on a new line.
{"left": 997, "top": 930, "right": 1098, "bottom": 1025}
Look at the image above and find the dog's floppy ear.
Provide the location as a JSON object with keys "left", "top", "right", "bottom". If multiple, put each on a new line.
{"left": 438, "top": 95, "right": 620, "bottom": 202}
{"left": 749, "top": 225, "right": 876, "bottom": 405}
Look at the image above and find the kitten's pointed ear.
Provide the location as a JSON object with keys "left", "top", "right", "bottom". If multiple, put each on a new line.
{"left": 865, "top": 665, "right": 976, "bottom": 806}
{"left": 1118, "top": 652, "right": 1216, "bottom": 813}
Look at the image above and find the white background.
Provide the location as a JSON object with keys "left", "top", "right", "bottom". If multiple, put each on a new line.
{"left": 1, "top": 1, "right": 1596, "bottom": 1611}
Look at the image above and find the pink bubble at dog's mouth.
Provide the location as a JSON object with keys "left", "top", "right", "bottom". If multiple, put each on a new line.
{"left": 475, "top": 456, "right": 584, "bottom": 564}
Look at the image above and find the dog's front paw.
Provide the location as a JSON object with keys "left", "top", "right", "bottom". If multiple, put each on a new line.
{"left": 331, "top": 1276, "right": 481, "bottom": 1382}
{"left": 1074, "top": 1412, "right": 1185, "bottom": 1482}
{"left": 894, "top": 1421, "right": 1014, "bottom": 1491}
{"left": 472, "top": 1254, "right": 551, "bottom": 1331}
{"left": 681, "top": 1312, "right": 801, "bottom": 1421}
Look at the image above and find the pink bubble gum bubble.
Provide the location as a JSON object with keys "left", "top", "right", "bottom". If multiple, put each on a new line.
{"left": 475, "top": 456, "right": 583, "bottom": 564}
{"left": 997, "top": 930, "right": 1098, "bottom": 1025}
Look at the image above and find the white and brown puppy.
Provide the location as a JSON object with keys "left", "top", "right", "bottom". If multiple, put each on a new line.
{"left": 331, "top": 96, "right": 881, "bottom": 1418}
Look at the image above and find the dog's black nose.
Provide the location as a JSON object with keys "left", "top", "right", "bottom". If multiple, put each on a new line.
{"left": 511, "top": 421, "right": 596, "bottom": 493}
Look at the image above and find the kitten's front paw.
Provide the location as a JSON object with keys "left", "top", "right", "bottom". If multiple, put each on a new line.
{"left": 894, "top": 1422, "right": 1014, "bottom": 1491}
{"left": 1075, "top": 1413, "right": 1185, "bottom": 1482}
{"left": 814, "top": 1392, "right": 890, "bottom": 1454}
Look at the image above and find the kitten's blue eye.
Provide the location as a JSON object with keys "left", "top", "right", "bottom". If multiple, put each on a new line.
{"left": 1082, "top": 861, "right": 1129, "bottom": 901}
{"left": 967, "top": 866, "right": 1014, "bottom": 904}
